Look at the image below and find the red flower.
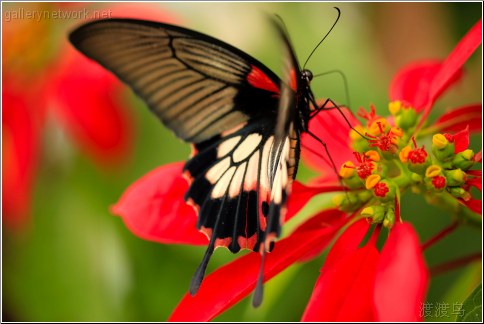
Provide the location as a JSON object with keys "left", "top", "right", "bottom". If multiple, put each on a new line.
{"left": 2, "top": 3, "right": 178, "bottom": 229}
{"left": 49, "top": 48, "right": 134, "bottom": 166}
{"left": 2, "top": 76, "right": 43, "bottom": 229}
{"left": 112, "top": 18, "right": 481, "bottom": 321}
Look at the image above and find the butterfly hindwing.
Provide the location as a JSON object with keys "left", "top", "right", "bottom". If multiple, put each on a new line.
{"left": 183, "top": 117, "right": 297, "bottom": 253}
{"left": 69, "top": 18, "right": 282, "bottom": 143}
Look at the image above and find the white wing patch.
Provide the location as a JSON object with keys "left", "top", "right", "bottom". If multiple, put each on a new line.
{"left": 217, "top": 136, "right": 241, "bottom": 158}
{"left": 212, "top": 166, "right": 236, "bottom": 198}
{"left": 270, "top": 138, "right": 290, "bottom": 204}
{"left": 206, "top": 157, "right": 231, "bottom": 183}
{"left": 185, "top": 127, "right": 295, "bottom": 253}
{"left": 233, "top": 133, "right": 263, "bottom": 163}
{"left": 229, "top": 162, "right": 246, "bottom": 198}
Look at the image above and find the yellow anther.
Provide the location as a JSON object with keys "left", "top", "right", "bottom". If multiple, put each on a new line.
{"left": 365, "top": 174, "right": 381, "bottom": 189}
{"left": 432, "top": 134, "right": 449, "bottom": 149}
{"left": 368, "top": 118, "right": 389, "bottom": 135}
{"left": 391, "top": 127, "right": 404, "bottom": 138}
{"left": 425, "top": 165, "right": 442, "bottom": 178}
{"left": 399, "top": 146, "right": 412, "bottom": 163}
{"left": 339, "top": 161, "right": 355, "bottom": 178}
{"left": 461, "top": 149, "right": 474, "bottom": 160}
{"left": 388, "top": 101, "right": 402, "bottom": 115}
{"left": 365, "top": 150, "right": 381, "bottom": 162}
{"left": 361, "top": 206, "right": 374, "bottom": 217}
{"left": 349, "top": 125, "right": 365, "bottom": 141}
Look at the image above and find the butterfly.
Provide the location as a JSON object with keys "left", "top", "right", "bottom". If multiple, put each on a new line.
{"left": 69, "top": 8, "right": 342, "bottom": 305}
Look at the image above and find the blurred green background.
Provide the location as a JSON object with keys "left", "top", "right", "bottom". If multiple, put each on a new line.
{"left": 2, "top": 2, "right": 482, "bottom": 321}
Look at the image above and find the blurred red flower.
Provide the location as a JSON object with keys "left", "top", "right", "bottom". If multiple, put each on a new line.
{"left": 112, "top": 19, "right": 481, "bottom": 321}
{"left": 2, "top": 3, "right": 179, "bottom": 229}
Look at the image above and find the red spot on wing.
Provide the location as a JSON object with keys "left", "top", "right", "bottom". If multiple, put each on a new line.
{"left": 290, "top": 68, "right": 297, "bottom": 91}
{"left": 247, "top": 65, "right": 280, "bottom": 93}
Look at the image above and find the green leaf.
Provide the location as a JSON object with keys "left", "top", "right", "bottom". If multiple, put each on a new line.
{"left": 457, "top": 284, "right": 482, "bottom": 322}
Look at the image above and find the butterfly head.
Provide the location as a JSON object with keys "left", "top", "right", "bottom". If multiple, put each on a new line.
{"left": 301, "top": 69, "right": 313, "bottom": 85}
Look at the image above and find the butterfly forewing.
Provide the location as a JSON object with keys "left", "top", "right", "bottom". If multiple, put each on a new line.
{"left": 69, "top": 19, "right": 281, "bottom": 143}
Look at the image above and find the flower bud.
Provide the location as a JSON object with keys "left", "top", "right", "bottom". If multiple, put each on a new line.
{"left": 445, "top": 169, "right": 467, "bottom": 186}
{"left": 407, "top": 147, "right": 430, "bottom": 175}
{"left": 388, "top": 101, "right": 402, "bottom": 116}
{"left": 349, "top": 125, "right": 366, "bottom": 141}
{"left": 452, "top": 149, "right": 475, "bottom": 170}
{"left": 432, "top": 134, "right": 448, "bottom": 149}
{"left": 333, "top": 193, "right": 361, "bottom": 212}
{"left": 365, "top": 174, "right": 381, "bottom": 189}
{"left": 373, "top": 179, "right": 396, "bottom": 203}
{"left": 365, "top": 150, "right": 381, "bottom": 162}
{"left": 448, "top": 187, "right": 471, "bottom": 201}
{"left": 368, "top": 118, "right": 389, "bottom": 136}
{"left": 431, "top": 175, "right": 447, "bottom": 191}
{"left": 425, "top": 165, "right": 442, "bottom": 178}
{"left": 362, "top": 205, "right": 385, "bottom": 223}
{"left": 339, "top": 161, "right": 355, "bottom": 179}
{"left": 357, "top": 190, "right": 373, "bottom": 204}
{"left": 383, "top": 208, "right": 395, "bottom": 229}
{"left": 395, "top": 106, "right": 418, "bottom": 130}
{"left": 399, "top": 146, "right": 412, "bottom": 163}
{"left": 432, "top": 134, "right": 455, "bottom": 162}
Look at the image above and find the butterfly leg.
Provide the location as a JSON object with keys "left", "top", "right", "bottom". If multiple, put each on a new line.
{"left": 306, "top": 130, "right": 351, "bottom": 201}
{"left": 310, "top": 96, "right": 369, "bottom": 140}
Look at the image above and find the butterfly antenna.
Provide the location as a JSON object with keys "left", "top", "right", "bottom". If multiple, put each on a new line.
{"left": 303, "top": 7, "right": 341, "bottom": 70}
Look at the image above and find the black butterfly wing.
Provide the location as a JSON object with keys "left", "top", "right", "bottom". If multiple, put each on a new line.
{"left": 183, "top": 116, "right": 297, "bottom": 294}
{"left": 69, "top": 18, "right": 281, "bottom": 143}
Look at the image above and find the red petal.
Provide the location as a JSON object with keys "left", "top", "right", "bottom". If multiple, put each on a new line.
{"left": 285, "top": 181, "right": 344, "bottom": 222}
{"left": 467, "top": 170, "right": 482, "bottom": 177}
{"left": 389, "top": 61, "right": 443, "bottom": 111}
{"left": 111, "top": 162, "right": 207, "bottom": 245}
{"left": 323, "top": 218, "right": 371, "bottom": 272}
{"left": 374, "top": 222, "right": 429, "bottom": 322}
{"left": 302, "top": 107, "right": 358, "bottom": 175}
{"left": 466, "top": 177, "right": 482, "bottom": 191}
{"left": 473, "top": 151, "right": 482, "bottom": 163}
{"left": 428, "top": 20, "right": 482, "bottom": 107}
{"left": 302, "top": 220, "right": 379, "bottom": 321}
{"left": 452, "top": 126, "right": 470, "bottom": 154}
{"left": 2, "top": 78, "right": 40, "bottom": 229}
{"left": 294, "top": 209, "right": 350, "bottom": 262}
{"left": 302, "top": 246, "right": 379, "bottom": 321}
{"left": 168, "top": 209, "right": 346, "bottom": 322}
{"left": 460, "top": 198, "right": 482, "bottom": 215}
{"left": 435, "top": 104, "right": 482, "bottom": 134}
{"left": 419, "top": 20, "right": 482, "bottom": 126}
{"left": 51, "top": 49, "right": 133, "bottom": 166}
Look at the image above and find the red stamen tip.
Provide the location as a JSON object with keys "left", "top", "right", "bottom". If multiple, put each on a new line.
{"left": 374, "top": 182, "right": 389, "bottom": 197}
{"left": 432, "top": 175, "right": 447, "bottom": 189}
